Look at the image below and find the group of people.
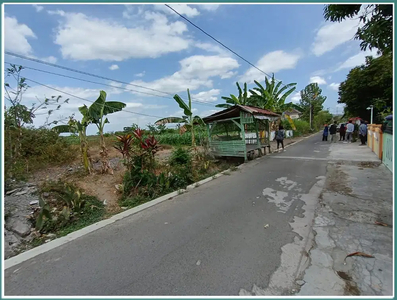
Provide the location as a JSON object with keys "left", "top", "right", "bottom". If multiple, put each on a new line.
{"left": 322, "top": 120, "right": 368, "bottom": 145}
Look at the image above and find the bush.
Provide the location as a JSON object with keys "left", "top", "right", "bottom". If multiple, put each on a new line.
{"left": 169, "top": 147, "right": 192, "bottom": 166}
{"left": 293, "top": 120, "right": 311, "bottom": 136}
{"left": 32, "top": 181, "right": 105, "bottom": 236}
{"left": 5, "top": 127, "right": 75, "bottom": 181}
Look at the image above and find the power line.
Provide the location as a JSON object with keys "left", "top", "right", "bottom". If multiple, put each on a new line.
{"left": 5, "top": 51, "right": 173, "bottom": 96}
{"left": 4, "top": 62, "right": 216, "bottom": 108}
{"left": 165, "top": 4, "right": 287, "bottom": 87}
{"left": 23, "top": 77, "right": 164, "bottom": 119}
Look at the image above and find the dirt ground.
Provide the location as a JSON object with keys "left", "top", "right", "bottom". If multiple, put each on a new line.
{"left": 29, "top": 135, "right": 310, "bottom": 213}
{"left": 29, "top": 144, "right": 195, "bottom": 214}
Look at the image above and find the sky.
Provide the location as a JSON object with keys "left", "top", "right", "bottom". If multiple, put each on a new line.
{"left": 3, "top": 3, "right": 379, "bottom": 135}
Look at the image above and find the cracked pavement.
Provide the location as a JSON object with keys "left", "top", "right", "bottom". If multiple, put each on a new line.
{"left": 297, "top": 143, "right": 393, "bottom": 296}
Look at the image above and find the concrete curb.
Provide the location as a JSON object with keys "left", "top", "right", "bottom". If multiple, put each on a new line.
{"left": 4, "top": 169, "right": 237, "bottom": 269}
{"left": 4, "top": 133, "right": 317, "bottom": 269}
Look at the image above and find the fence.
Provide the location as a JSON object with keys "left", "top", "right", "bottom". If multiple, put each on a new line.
{"left": 382, "top": 133, "right": 393, "bottom": 172}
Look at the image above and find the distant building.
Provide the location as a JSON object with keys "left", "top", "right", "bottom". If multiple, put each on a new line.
{"left": 283, "top": 108, "right": 301, "bottom": 120}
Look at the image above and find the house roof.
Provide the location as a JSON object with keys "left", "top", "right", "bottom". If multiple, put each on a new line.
{"left": 203, "top": 105, "right": 280, "bottom": 123}
{"left": 284, "top": 108, "right": 301, "bottom": 115}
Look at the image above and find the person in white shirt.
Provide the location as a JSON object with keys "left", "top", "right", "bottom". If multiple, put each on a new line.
{"left": 346, "top": 120, "right": 355, "bottom": 143}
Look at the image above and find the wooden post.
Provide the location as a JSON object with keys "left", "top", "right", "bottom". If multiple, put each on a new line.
{"left": 206, "top": 123, "right": 212, "bottom": 143}
{"left": 255, "top": 119, "right": 262, "bottom": 156}
{"left": 267, "top": 120, "right": 271, "bottom": 153}
{"left": 240, "top": 113, "right": 247, "bottom": 162}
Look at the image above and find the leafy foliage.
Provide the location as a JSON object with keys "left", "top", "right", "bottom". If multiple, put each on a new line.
{"left": 338, "top": 54, "right": 392, "bottom": 123}
{"left": 324, "top": 4, "right": 393, "bottom": 54}
{"left": 4, "top": 127, "right": 75, "bottom": 181}
{"left": 155, "top": 89, "right": 204, "bottom": 147}
{"left": 298, "top": 83, "right": 326, "bottom": 127}
{"left": 216, "top": 82, "right": 251, "bottom": 108}
{"left": 80, "top": 90, "right": 126, "bottom": 174}
{"left": 313, "top": 110, "right": 334, "bottom": 130}
{"left": 33, "top": 181, "right": 104, "bottom": 234}
{"left": 249, "top": 74, "right": 299, "bottom": 113}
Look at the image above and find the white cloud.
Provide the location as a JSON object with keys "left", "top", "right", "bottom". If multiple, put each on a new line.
{"left": 312, "top": 14, "right": 360, "bottom": 56}
{"left": 129, "top": 55, "right": 239, "bottom": 94}
{"left": 335, "top": 49, "right": 379, "bottom": 71}
{"left": 48, "top": 10, "right": 66, "bottom": 16}
{"left": 328, "top": 83, "right": 340, "bottom": 91}
{"left": 240, "top": 50, "right": 301, "bottom": 83}
{"left": 312, "top": 18, "right": 360, "bottom": 56}
{"left": 109, "top": 64, "right": 119, "bottom": 70}
{"left": 154, "top": 4, "right": 200, "bottom": 17}
{"left": 197, "top": 4, "right": 220, "bottom": 11}
{"left": 52, "top": 11, "right": 191, "bottom": 61}
{"left": 135, "top": 71, "right": 145, "bottom": 77}
{"left": 42, "top": 56, "right": 57, "bottom": 63}
{"left": 4, "top": 16, "right": 36, "bottom": 55}
{"left": 290, "top": 92, "right": 301, "bottom": 103}
{"left": 191, "top": 89, "right": 221, "bottom": 103}
{"left": 195, "top": 42, "right": 228, "bottom": 55}
{"left": 32, "top": 4, "right": 44, "bottom": 12}
{"left": 309, "top": 76, "right": 326, "bottom": 85}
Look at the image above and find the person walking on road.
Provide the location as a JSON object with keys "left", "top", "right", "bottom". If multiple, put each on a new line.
{"left": 359, "top": 121, "right": 368, "bottom": 145}
{"left": 339, "top": 123, "right": 346, "bottom": 141}
{"left": 346, "top": 120, "right": 355, "bottom": 143}
{"left": 275, "top": 125, "right": 286, "bottom": 151}
{"left": 329, "top": 121, "right": 337, "bottom": 143}
{"left": 322, "top": 124, "right": 329, "bottom": 141}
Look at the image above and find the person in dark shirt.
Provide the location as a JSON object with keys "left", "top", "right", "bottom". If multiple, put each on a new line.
{"left": 329, "top": 121, "right": 337, "bottom": 143}
{"left": 322, "top": 124, "right": 329, "bottom": 141}
{"left": 339, "top": 123, "right": 346, "bottom": 141}
{"left": 275, "top": 125, "right": 286, "bottom": 151}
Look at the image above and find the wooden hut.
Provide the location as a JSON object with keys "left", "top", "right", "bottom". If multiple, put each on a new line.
{"left": 203, "top": 105, "right": 280, "bottom": 161}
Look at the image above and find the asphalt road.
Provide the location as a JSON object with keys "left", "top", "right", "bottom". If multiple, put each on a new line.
{"left": 4, "top": 133, "right": 330, "bottom": 296}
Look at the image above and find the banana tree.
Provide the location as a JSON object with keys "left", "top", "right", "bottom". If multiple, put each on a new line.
{"left": 216, "top": 82, "right": 251, "bottom": 108}
{"left": 53, "top": 116, "right": 92, "bottom": 174}
{"left": 249, "top": 74, "right": 300, "bottom": 114}
{"left": 81, "top": 90, "right": 126, "bottom": 174}
{"left": 155, "top": 89, "right": 203, "bottom": 147}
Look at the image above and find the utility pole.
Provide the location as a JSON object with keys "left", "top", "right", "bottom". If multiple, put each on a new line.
{"left": 367, "top": 105, "right": 374, "bottom": 124}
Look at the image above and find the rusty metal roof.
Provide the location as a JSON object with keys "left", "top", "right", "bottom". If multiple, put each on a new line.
{"left": 203, "top": 105, "right": 280, "bottom": 123}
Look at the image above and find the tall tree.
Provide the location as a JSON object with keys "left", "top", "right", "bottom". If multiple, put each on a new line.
{"left": 216, "top": 82, "right": 250, "bottom": 109}
{"left": 249, "top": 74, "right": 299, "bottom": 113}
{"left": 155, "top": 89, "right": 203, "bottom": 147}
{"left": 338, "top": 53, "right": 392, "bottom": 123}
{"left": 324, "top": 4, "right": 393, "bottom": 54}
{"left": 299, "top": 83, "right": 327, "bottom": 128}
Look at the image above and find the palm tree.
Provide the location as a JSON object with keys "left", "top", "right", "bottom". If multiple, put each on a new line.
{"left": 216, "top": 82, "right": 251, "bottom": 108}
{"left": 155, "top": 89, "right": 203, "bottom": 147}
{"left": 249, "top": 74, "right": 300, "bottom": 113}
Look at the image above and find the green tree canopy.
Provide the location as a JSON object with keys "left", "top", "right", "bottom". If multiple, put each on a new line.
{"left": 216, "top": 82, "right": 251, "bottom": 109}
{"left": 338, "top": 53, "right": 392, "bottom": 123}
{"left": 324, "top": 4, "right": 393, "bottom": 54}
{"left": 299, "top": 83, "right": 327, "bottom": 127}
{"left": 248, "top": 74, "right": 299, "bottom": 113}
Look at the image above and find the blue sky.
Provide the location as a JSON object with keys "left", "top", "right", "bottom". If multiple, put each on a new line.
{"left": 4, "top": 3, "right": 378, "bottom": 134}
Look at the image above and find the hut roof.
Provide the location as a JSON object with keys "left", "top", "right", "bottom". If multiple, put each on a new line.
{"left": 203, "top": 105, "right": 280, "bottom": 123}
